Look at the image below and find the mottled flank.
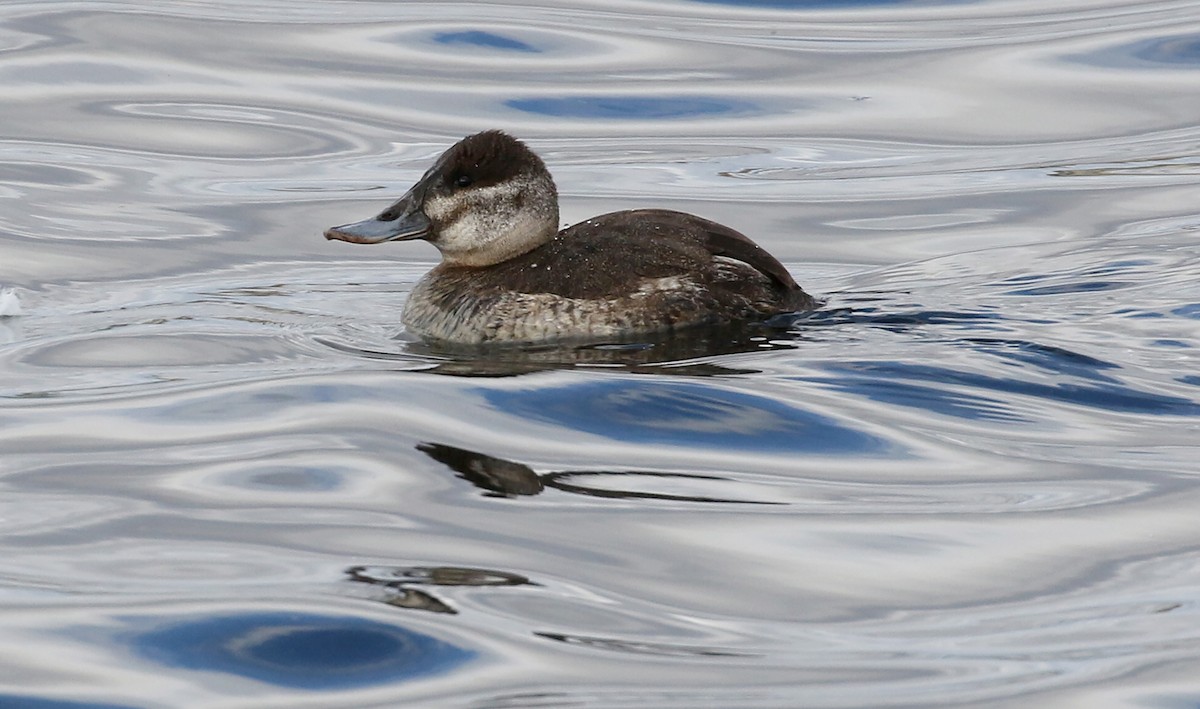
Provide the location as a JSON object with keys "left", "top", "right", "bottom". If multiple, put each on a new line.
{"left": 326, "top": 131, "right": 815, "bottom": 344}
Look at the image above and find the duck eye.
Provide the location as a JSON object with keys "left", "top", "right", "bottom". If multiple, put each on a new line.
{"left": 453, "top": 174, "right": 473, "bottom": 188}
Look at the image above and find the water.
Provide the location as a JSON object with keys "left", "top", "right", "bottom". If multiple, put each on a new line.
{"left": 2, "top": 0, "right": 1200, "bottom": 706}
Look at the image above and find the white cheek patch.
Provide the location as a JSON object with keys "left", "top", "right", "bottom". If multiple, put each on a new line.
{"left": 437, "top": 211, "right": 491, "bottom": 254}
{"left": 423, "top": 193, "right": 454, "bottom": 222}
{"left": 427, "top": 179, "right": 551, "bottom": 265}
{"left": 424, "top": 190, "right": 493, "bottom": 256}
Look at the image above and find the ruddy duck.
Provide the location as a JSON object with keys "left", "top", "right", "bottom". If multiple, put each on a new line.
{"left": 324, "top": 130, "right": 815, "bottom": 344}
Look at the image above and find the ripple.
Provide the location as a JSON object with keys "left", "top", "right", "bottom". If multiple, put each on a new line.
{"left": 0, "top": 697, "right": 136, "bottom": 709}
{"left": 0, "top": 494, "right": 138, "bottom": 537}
{"left": 30, "top": 334, "right": 304, "bottom": 369}
{"left": 0, "top": 262, "right": 420, "bottom": 400}
{"left": 5, "top": 60, "right": 150, "bottom": 85}
{"left": 964, "top": 338, "right": 1120, "bottom": 380}
{"left": 160, "top": 453, "right": 388, "bottom": 506}
{"left": 11, "top": 542, "right": 327, "bottom": 590}
{"left": 0, "top": 142, "right": 223, "bottom": 242}
{"left": 79, "top": 101, "right": 360, "bottom": 159}
{"left": 0, "top": 162, "right": 104, "bottom": 189}
{"left": 807, "top": 366, "right": 1026, "bottom": 423}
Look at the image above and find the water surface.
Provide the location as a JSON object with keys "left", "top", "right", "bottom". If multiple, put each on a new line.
{"left": 2, "top": 0, "right": 1200, "bottom": 706}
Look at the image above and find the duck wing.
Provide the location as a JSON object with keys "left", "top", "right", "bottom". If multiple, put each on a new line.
{"left": 685, "top": 214, "right": 801, "bottom": 291}
{"left": 605, "top": 209, "right": 800, "bottom": 291}
{"left": 483, "top": 209, "right": 805, "bottom": 302}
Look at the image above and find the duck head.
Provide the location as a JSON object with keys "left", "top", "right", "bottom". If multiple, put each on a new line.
{"left": 324, "top": 130, "right": 560, "bottom": 267}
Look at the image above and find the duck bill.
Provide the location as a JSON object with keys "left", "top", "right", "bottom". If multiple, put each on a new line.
{"left": 324, "top": 194, "right": 431, "bottom": 244}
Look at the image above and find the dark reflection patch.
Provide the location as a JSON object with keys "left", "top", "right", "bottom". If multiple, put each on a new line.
{"left": 402, "top": 320, "right": 799, "bottom": 376}
{"left": 812, "top": 361, "right": 1200, "bottom": 417}
{"left": 418, "top": 442, "right": 545, "bottom": 496}
{"left": 349, "top": 565, "right": 534, "bottom": 588}
{"left": 1004, "top": 281, "right": 1129, "bottom": 296}
{"left": 236, "top": 466, "right": 344, "bottom": 492}
{"left": 506, "top": 96, "right": 758, "bottom": 120}
{"left": 131, "top": 612, "right": 473, "bottom": 688}
{"left": 544, "top": 470, "right": 785, "bottom": 504}
{"left": 963, "top": 338, "right": 1120, "bottom": 381}
{"left": 1133, "top": 34, "right": 1200, "bottom": 65}
{"left": 418, "top": 441, "right": 788, "bottom": 503}
{"left": 1172, "top": 304, "right": 1200, "bottom": 319}
{"left": 433, "top": 31, "right": 539, "bottom": 53}
{"left": 810, "top": 370, "right": 1022, "bottom": 422}
{"left": 536, "top": 631, "right": 752, "bottom": 657}
{"left": 482, "top": 380, "right": 890, "bottom": 454}
{"left": 1072, "top": 33, "right": 1200, "bottom": 68}
{"left": 347, "top": 565, "right": 536, "bottom": 614}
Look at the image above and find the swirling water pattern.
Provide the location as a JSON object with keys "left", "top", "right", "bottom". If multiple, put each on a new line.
{"left": 2, "top": 0, "right": 1200, "bottom": 706}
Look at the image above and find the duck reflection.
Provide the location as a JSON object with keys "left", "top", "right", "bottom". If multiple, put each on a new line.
{"left": 417, "top": 442, "right": 782, "bottom": 504}
{"left": 318, "top": 322, "right": 800, "bottom": 376}
{"left": 403, "top": 302, "right": 1011, "bottom": 378}
{"left": 404, "top": 321, "right": 804, "bottom": 377}
{"left": 346, "top": 565, "right": 535, "bottom": 615}
{"left": 535, "top": 631, "right": 751, "bottom": 658}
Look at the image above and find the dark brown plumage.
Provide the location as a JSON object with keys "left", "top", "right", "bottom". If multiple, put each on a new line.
{"left": 431, "top": 129, "right": 549, "bottom": 191}
{"left": 434, "top": 209, "right": 808, "bottom": 303}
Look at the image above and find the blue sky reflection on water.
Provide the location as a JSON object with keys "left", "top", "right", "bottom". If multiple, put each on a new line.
{"left": 1071, "top": 32, "right": 1200, "bottom": 68}
{"left": 506, "top": 96, "right": 760, "bottom": 120}
{"left": 812, "top": 361, "right": 1200, "bottom": 417}
{"left": 433, "top": 30, "right": 540, "bottom": 53}
{"left": 129, "top": 612, "right": 474, "bottom": 689}
{"left": 1135, "top": 34, "right": 1200, "bottom": 65}
{"left": 482, "top": 379, "right": 895, "bottom": 455}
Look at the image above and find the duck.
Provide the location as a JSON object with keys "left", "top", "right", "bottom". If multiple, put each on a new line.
{"left": 324, "top": 130, "right": 815, "bottom": 345}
